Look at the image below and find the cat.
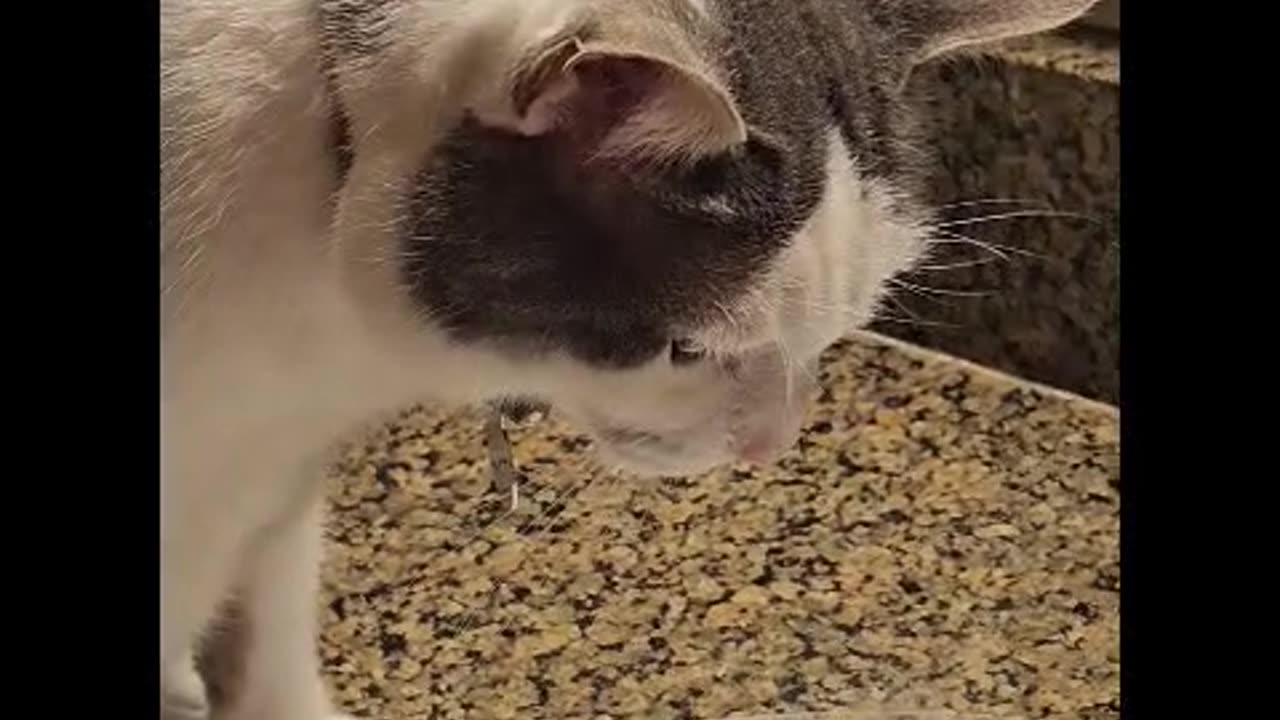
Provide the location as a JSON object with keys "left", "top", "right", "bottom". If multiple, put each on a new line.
{"left": 160, "top": 0, "right": 1099, "bottom": 717}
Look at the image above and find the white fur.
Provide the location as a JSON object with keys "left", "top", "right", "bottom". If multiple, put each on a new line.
{"left": 162, "top": 649, "right": 208, "bottom": 719}
{"left": 161, "top": 3, "right": 918, "bottom": 715}
{"left": 160, "top": 0, "right": 1069, "bottom": 715}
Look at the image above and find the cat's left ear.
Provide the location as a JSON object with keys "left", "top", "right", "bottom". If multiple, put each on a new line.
{"left": 894, "top": 0, "right": 1100, "bottom": 66}
{"left": 478, "top": 32, "right": 747, "bottom": 166}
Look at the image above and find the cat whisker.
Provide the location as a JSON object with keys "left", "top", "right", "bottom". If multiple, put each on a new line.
{"left": 875, "top": 292, "right": 961, "bottom": 329}
{"left": 913, "top": 257, "right": 1001, "bottom": 272}
{"left": 923, "top": 235, "right": 1009, "bottom": 263}
{"left": 774, "top": 336, "right": 798, "bottom": 406}
{"left": 766, "top": 283, "right": 866, "bottom": 317}
{"left": 768, "top": 276, "right": 869, "bottom": 322}
{"left": 926, "top": 228, "right": 1060, "bottom": 264}
{"left": 934, "top": 208, "right": 1104, "bottom": 229}
{"left": 747, "top": 283, "right": 781, "bottom": 321}
{"left": 464, "top": 468, "right": 626, "bottom": 643}
{"left": 711, "top": 298, "right": 743, "bottom": 338}
{"left": 871, "top": 313, "right": 963, "bottom": 329}
{"left": 934, "top": 197, "right": 1054, "bottom": 212}
{"left": 435, "top": 486, "right": 528, "bottom": 559}
{"left": 357, "top": 119, "right": 385, "bottom": 150}
{"left": 510, "top": 466, "right": 604, "bottom": 543}
{"left": 888, "top": 277, "right": 994, "bottom": 300}
{"left": 432, "top": 464, "right": 608, "bottom": 643}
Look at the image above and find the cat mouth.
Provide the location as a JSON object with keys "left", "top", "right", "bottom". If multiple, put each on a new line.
{"left": 594, "top": 435, "right": 734, "bottom": 478}
{"left": 578, "top": 411, "right": 736, "bottom": 477}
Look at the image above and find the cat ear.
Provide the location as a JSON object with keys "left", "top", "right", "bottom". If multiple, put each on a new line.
{"left": 897, "top": 0, "right": 1100, "bottom": 65}
{"left": 489, "top": 35, "right": 748, "bottom": 165}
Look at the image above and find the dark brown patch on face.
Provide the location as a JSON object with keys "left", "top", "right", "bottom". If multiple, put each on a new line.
{"left": 397, "top": 0, "right": 928, "bottom": 369}
{"left": 403, "top": 117, "right": 824, "bottom": 368}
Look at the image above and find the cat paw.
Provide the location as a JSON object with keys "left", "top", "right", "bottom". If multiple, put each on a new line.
{"left": 162, "top": 651, "right": 209, "bottom": 720}
{"left": 161, "top": 686, "right": 209, "bottom": 720}
{"left": 165, "top": 702, "right": 209, "bottom": 717}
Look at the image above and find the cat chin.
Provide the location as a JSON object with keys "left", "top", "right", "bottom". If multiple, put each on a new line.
{"left": 585, "top": 407, "right": 808, "bottom": 478}
{"left": 563, "top": 411, "right": 735, "bottom": 478}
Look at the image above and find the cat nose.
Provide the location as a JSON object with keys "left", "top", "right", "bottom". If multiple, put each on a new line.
{"left": 733, "top": 425, "right": 792, "bottom": 465}
{"left": 730, "top": 389, "right": 813, "bottom": 465}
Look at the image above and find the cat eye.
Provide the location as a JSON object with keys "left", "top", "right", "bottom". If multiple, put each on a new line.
{"left": 669, "top": 338, "right": 706, "bottom": 366}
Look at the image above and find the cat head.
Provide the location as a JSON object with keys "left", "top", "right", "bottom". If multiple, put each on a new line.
{"left": 322, "top": 0, "right": 1097, "bottom": 476}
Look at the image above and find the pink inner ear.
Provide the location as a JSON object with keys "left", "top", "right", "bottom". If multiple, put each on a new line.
{"left": 513, "top": 50, "right": 669, "bottom": 144}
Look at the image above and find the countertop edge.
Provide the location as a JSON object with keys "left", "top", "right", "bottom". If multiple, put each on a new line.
{"left": 850, "top": 330, "right": 1120, "bottom": 417}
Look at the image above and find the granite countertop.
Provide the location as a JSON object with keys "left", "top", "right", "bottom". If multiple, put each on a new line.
{"left": 992, "top": 30, "right": 1119, "bottom": 85}
{"left": 318, "top": 332, "right": 1119, "bottom": 720}
{"left": 879, "top": 27, "right": 1120, "bottom": 405}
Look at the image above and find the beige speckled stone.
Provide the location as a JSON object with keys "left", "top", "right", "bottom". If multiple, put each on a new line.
{"left": 993, "top": 31, "right": 1120, "bottom": 85}
{"left": 874, "top": 30, "right": 1119, "bottom": 405}
{"left": 315, "top": 333, "right": 1118, "bottom": 719}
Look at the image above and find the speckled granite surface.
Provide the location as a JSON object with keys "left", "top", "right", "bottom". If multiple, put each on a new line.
{"left": 993, "top": 30, "right": 1119, "bottom": 84}
{"left": 872, "top": 30, "right": 1119, "bottom": 404}
{"left": 317, "top": 332, "right": 1119, "bottom": 720}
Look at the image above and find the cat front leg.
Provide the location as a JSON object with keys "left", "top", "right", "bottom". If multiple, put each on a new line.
{"left": 163, "top": 482, "right": 252, "bottom": 720}
{"left": 162, "top": 647, "right": 209, "bottom": 720}
{"left": 214, "top": 497, "right": 351, "bottom": 720}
